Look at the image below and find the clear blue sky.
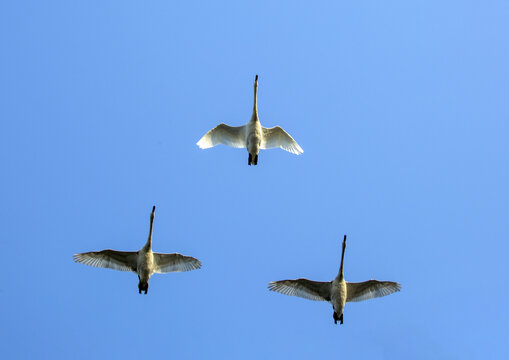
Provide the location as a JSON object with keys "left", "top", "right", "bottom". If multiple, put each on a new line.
{"left": 1, "top": 1, "right": 508, "bottom": 359}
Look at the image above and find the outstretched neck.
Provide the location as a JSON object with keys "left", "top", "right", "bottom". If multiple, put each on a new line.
{"left": 143, "top": 206, "right": 155, "bottom": 251}
{"left": 252, "top": 75, "right": 258, "bottom": 120}
{"left": 338, "top": 235, "right": 346, "bottom": 280}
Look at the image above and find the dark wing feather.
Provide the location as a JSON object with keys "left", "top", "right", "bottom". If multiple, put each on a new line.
{"left": 153, "top": 253, "right": 202, "bottom": 273}
{"left": 73, "top": 250, "right": 137, "bottom": 272}
{"left": 346, "top": 280, "right": 401, "bottom": 302}
{"left": 268, "top": 279, "right": 331, "bottom": 301}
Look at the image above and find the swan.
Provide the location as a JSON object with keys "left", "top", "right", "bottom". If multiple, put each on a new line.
{"left": 73, "top": 206, "right": 201, "bottom": 294}
{"left": 268, "top": 235, "right": 401, "bottom": 324}
{"left": 196, "top": 75, "right": 303, "bottom": 165}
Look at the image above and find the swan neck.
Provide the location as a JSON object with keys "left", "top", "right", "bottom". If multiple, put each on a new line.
{"left": 338, "top": 237, "right": 346, "bottom": 279}
{"left": 252, "top": 80, "right": 258, "bottom": 117}
{"left": 144, "top": 212, "right": 154, "bottom": 250}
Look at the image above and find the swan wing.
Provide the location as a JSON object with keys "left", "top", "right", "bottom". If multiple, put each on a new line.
{"left": 153, "top": 253, "right": 202, "bottom": 273}
{"left": 346, "top": 280, "right": 401, "bottom": 302}
{"left": 196, "top": 124, "right": 246, "bottom": 149}
{"left": 73, "top": 250, "right": 138, "bottom": 272}
{"left": 268, "top": 279, "right": 331, "bottom": 301}
{"left": 261, "top": 126, "right": 303, "bottom": 155}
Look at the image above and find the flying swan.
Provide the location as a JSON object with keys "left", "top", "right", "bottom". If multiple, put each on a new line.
{"left": 268, "top": 235, "right": 401, "bottom": 324}
{"left": 73, "top": 206, "right": 201, "bottom": 294}
{"left": 196, "top": 75, "right": 303, "bottom": 165}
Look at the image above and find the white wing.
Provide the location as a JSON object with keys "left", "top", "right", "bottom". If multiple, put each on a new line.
{"left": 153, "top": 253, "right": 202, "bottom": 273}
{"left": 73, "top": 250, "right": 138, "bottom": 272}
{"left": 196, "top": 124, "right": 246, "bottom": 149}
{"left": 268, "top": 279, "right": 331, "bottom": 301}
{"left": 261, "top": 126, "right": 303, "bottom": 155}
{"left": 346, "top": 280, "right": 401, "bottom": 302}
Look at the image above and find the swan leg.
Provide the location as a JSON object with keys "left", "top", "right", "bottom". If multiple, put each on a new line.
{"left": 253, "top": 154, "right": 258, "bottom": 165}
{"left": 248, "top": 153, "right": 252, "bottom": 166}
{"left": 139, "top": 280, "right": 148, "bottom": 294}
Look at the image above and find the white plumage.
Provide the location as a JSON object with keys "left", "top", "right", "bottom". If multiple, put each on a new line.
{"left": 197, "top": 75, "right": 303, "bottom": 165}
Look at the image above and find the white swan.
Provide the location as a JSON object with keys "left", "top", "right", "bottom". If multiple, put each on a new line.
{"left": 268, "top": 235, "right": 401, "bottom": 324}
{"left": 196, "top": 75, "right": 303, "bottom": 165}
{"left": 73, "top": 206, "right": 201, "bottom": 294}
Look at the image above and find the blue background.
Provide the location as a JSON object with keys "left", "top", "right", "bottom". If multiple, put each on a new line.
{"left": 1, "top": 1, "right": 508, "bottom": 359}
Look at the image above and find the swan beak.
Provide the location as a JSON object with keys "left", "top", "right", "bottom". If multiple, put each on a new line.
{"left": 255, "top": 74, "right": 258, "bottom": 82}
{"left": 151, "top": 206, "right": 156, "bottom": 218}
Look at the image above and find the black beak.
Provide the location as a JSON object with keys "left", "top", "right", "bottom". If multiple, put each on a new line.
{"left": 255, "top": 74, "right": 258, "bottom": 81}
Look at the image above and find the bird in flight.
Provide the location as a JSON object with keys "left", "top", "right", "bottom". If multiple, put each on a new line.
{"left": 268, "top": 235, "right": 401, "bottom": 324}
{"left": 197, "top": 75, "right": 303, "bottom": 165}
{"left": 73, "top": 206, "right": 201, "bottom": 294}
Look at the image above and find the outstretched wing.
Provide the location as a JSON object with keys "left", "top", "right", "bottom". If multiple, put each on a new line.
{"left": 153, "top": 253, "right": 202, "bottom": 273}
{"left": 73, "top": 250, "right": 138, "bottom": 272}
{"left": 196, "top": 124, "right": 246, "bottom": 149}
{"left": 261, "top": 126, "right": 303, "bottom": 155}
{"left": 346, "top": 280, "right": 401, "bottom": 302}
{"left": 268, "top": 278, "right": 331, "bottom": 301}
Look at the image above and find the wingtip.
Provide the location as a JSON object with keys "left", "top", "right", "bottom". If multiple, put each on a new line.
{"left": 196, "top": 138, "right": 210, "bottom": 149}
{"left": 267, "top": 281, "right": 280, "bottom": 290}
{"left": 293, "top": 143, "right": 304, "bottom": 155}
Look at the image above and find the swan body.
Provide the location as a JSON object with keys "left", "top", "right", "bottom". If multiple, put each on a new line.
{"left": 196, "top": 75, "right": 303, "bottom": 165}
{"left": 268, "top": 235, "right": 401, "bottom": 324}
{"left": 73, "top": 206, "right": 201, "bottom": 294}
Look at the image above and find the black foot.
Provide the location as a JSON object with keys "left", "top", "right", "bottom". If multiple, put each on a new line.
{"left": 138, "top": 280, "right": 148, "bottom": 294}
{"left": 144, "top": 289, "right": 147, "bottom": 294}
{"left": 339, "top": 313, "right": 343, "bottom": 324}
{"left": 248, "top": 153, "right": 252, "bottom": 166}
{"left": 253, "top": 154, "right": 258, "bottom": 165}
{"left": 333, "top": 311, "right": 339, "bottom": 324}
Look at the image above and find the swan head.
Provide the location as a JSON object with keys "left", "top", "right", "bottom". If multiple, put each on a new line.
{"left": 254, "top": 74, "right": 258, "bottom": 87}
{"left": 342, "top": 235, "right": 347, "bottom": 249}
{"left": 151, "top": 206, "right": 155, "bottom": 220}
